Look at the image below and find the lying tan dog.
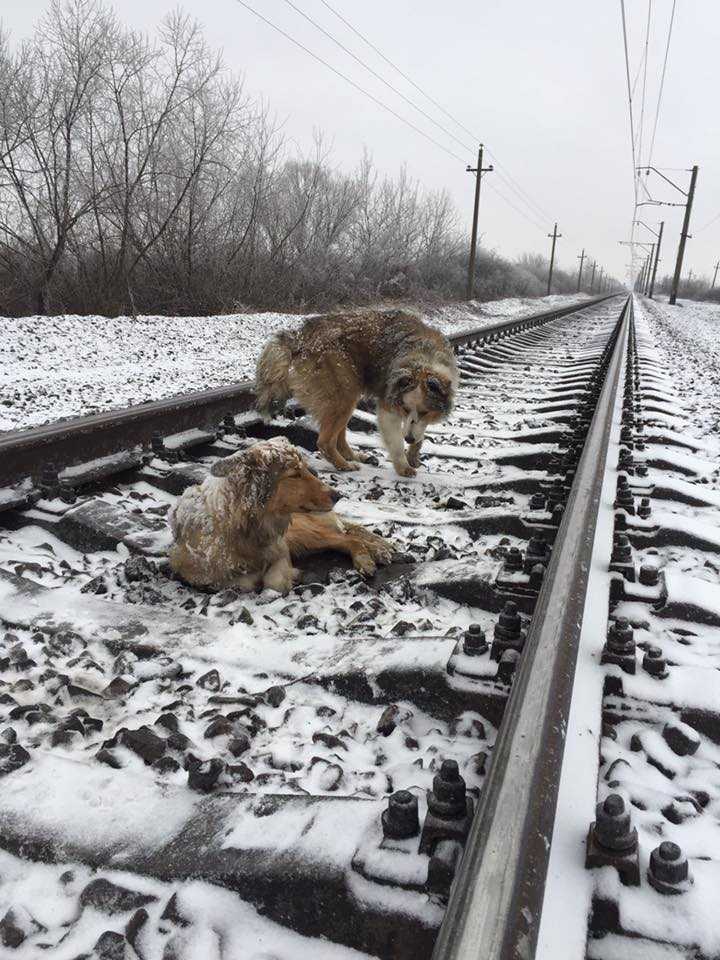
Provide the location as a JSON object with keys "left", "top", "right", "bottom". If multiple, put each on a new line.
{"left": 168, "top": 437, "right": 393, "bottom": 593}
{"left": 255, "top": 309, "right": 458, "bottom": 476}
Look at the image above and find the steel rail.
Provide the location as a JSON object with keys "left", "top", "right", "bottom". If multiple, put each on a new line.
{"left": 432, "top": 296, "right": 632, "bottom": 960}
{"left": 0, "top": 295, "right": 616, "bottom": 490}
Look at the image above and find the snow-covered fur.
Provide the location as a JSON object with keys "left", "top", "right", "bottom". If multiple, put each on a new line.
{"left": 254, "top": 309, "right": 459, "bottom": 476}
{"left": 168, "top": 437, "right": 393, "bottom": 593}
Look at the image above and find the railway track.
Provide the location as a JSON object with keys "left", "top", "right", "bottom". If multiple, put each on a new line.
{"left": 1, "top": 293, "right": 717, "bottom": 959}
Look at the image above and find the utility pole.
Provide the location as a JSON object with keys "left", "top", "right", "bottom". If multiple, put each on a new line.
{"left": 598, "top": 266, "right": 604, "bottom": 293}
{"left": 643, "top": 244, "right": 656, "bottom": 296}
{"left": 546, "top": 223, "right": 561, "bottom": 295}
{"left": 641, "top": 256, "right": 651, "bottom": 294}
{"left": 466, "top": 145, "right": 494, "bottom": 300}
{"left": 712, "top": 260, "right": 719, "bottom": 290}
{"left": 576, "top": 249, "right": 586, "bottom": 292}
{"left": 669, "top": 165, "right": 699, "bottom": 305}
{"left": 648, "top": 221, "right": 664, "bottom": 299}
{"left": 589, "top": 260, "right": 597, "bottom": 292}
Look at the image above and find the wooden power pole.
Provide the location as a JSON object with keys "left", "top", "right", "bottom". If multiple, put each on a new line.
{"left": 466, "top": 145, "right": 493, "bottom": 300}
{"left": 648, "top": 221, "right": 664, "bottom": 299}
{"left": 712, "top": 260, "right": 719, "bottom": 290}
{"left": 546, "top": 223, "right": 561, "bottom": 295}
{"left": 669, "top": 165, "right": 699, "bottom": 305}
{"left": 576, "top": 249, "right": 586, "bottom": 291}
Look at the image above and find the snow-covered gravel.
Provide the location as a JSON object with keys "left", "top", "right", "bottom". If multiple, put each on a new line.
{"left": 1, "top": 294, "right": 589, "bottom": 433}
{"left": 640, "top": 297, "right": 720, "bottom": 448}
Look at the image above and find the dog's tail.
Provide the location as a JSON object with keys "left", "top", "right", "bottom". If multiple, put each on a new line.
{"left": 255, "top": 331, "right": 295, "bottom": 419}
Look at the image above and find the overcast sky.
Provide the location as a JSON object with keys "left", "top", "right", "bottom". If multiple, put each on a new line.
{"left": 3, "top": 0, "right": 719, "bottom": 286}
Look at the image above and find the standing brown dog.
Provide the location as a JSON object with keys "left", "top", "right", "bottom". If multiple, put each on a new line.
{"left": 168, "top": 438, "right": 393, "bottom": 593}
{"left": 255, "top": 310, "right": 458, "bottom": 476}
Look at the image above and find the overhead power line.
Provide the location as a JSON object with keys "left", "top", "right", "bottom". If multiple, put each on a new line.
{"left": 278, "top": 0, "right": 473, "bottom": 155}
{"left": 696, "top": 210, "right": 720, "bottom": 234}
{"left": 619, "top": 0, "right": 639, "bottom": 284}
{"left": 233, "top": 0, "right": 549, "bottom": 234}
{"left": 316, "top": 0, "right": 555, "bottom": 225}
{"left": 232, "top": 0, "right": 466, "bottom": 164}
{"left": 647, "top": 0, "right": 678, "bottom": 169}
{"left": 635, "top": 0, "right": 652, "bottom": 170}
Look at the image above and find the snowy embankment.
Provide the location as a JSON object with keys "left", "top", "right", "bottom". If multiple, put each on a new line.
{"left": 1, "top": 293, "right": 591, "bottom": 433}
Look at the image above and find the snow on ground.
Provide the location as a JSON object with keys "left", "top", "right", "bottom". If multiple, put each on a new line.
{"left": 639, "top": 297, "right": 720, "bottom": 447}
{"left": 1, "top": 293, "right": 590, "bottom": 433}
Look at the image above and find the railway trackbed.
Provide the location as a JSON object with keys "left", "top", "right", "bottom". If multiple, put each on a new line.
{"left": 1, "top": 294, "right": 719, "bottom": 960}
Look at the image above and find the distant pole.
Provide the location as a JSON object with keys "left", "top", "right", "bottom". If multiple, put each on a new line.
{"left": 711, "top": 260, "right": 719, "bottom": 289}
{"left": 546, "top": 223, "right": 562, "bottom": 295}
{"left": 466, "top": 145, "right": 494, "bottom": 300}
{"left": 648, "top": 221, "right": 664, "bottom": 299}
{"left": 669, "top": 164, "right": 699, "bottom": 305}
{"left": 576, "top": 249, "right": 586, "bottom": 291}
{"left": 598, "top": 266, "right": 604, "bottom": 292}
{"left": 643, "top": 244, "right": 656, "bottom": 295}
{"left": 589, "top": 260, "right": 597, "bottom": 292}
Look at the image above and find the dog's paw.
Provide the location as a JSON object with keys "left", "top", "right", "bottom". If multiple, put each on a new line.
{"left": 352, "top": 552, "right": 377, "bottom": 576}
{"left": 406, "top": 445, "right": 422, "bottom": 468}
{"left": 262, "top": 570, "right": 295, "bottom": 594}
{"left": 371, "top": 542, "right": 395, "bottom": 566}
{"left": 394, "top": 463, "right": 417, "bottom": 478}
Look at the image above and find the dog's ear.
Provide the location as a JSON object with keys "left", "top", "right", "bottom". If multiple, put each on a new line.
{"left": 389, "top": 369, "right": 416, "bottom": 400}
{"left": 210, "top": 451, "right": 246, "bottom": 478}
{"left": 241, "top": 444, "right": 292, "bottom": 513}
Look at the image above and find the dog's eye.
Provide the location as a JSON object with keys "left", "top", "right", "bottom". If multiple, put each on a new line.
{"left": 396, "top": 376, "right": 413, "bottom": 392}
{"left": 427, "top": 377, "right": 445, "bottom": 395}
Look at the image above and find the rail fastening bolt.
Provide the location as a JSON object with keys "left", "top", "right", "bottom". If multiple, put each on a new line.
{"left": 639, "top": 562, "right": 660, "bottom": 587}
{"left": 504, "top": 546, "right": 523, "bottom": 572}
{"left": 496, "top": 649, "right": 520, "bottom": 685}
{"left": 529, "top": 563, "right": 545, "bottom": 590}
{"left": 529, "top": 492, "right": 546, "bottom": 511}
{"left": 611, "top": 534, "right": 632, "bottom": 564}
{"left": 463, "top": 623, "right": 488, "bottom": 657}
{"left": 427, "top": 760, "right": 467, "bottom": 821}
{"left": 594, "top": 794, "right": 637, "bottom": 852}
{"left": 39, "top": 465, "right": 60, "bottom": 497}
{"left": 524, "top": 536, "right": 549, "bottom": 574}
{"left": 648, "top": 841, "right": 690, "bottom": 894}
{"left": 602, "top": 618, "right": 636, "bottom": 674}
{"left": 382, "top": 789, "right": 420, "bottom": 839}
{"left": 643, "top": 646, "right": 668, "bottom": 679}
{"left": 491, "top": 601, "right": 525, "bottom": 661}
{"left": 637, "top": 497, "right": 652, "bottom": 519}
{"left": 550, "top": 503, "right": 564, "bottom": 527}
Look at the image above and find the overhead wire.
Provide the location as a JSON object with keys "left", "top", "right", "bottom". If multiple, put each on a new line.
{"left": 278, "top": 0, "right": 473, "bottom": 156}
{"left": 231, "top": 0, "right": 466, "bottom": 164}
{"left": 619, "top": 0, "right": 639, "bottom": 282}
{"left": 647, "top": 0, "right": 677, "bottom": 170}
{"left": 696, "top": 210, "right": 720, "bottom": 234}
{"left": 234, "top": 0, "right": 549, "bottom": 234}
{"left": 315, "top": 0, "right": 555, "bottom": 225}
{"left": 635, "top": 0, "right": 652, "bottom": 172}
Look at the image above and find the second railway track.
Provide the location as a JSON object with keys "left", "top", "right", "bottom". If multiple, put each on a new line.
{"left": 2, "top": 294, "right": 716, "bottom": 959}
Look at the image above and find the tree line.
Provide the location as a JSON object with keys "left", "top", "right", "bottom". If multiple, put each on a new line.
{"left": 1, "top": 0, "right": 611, "bottom": 318}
